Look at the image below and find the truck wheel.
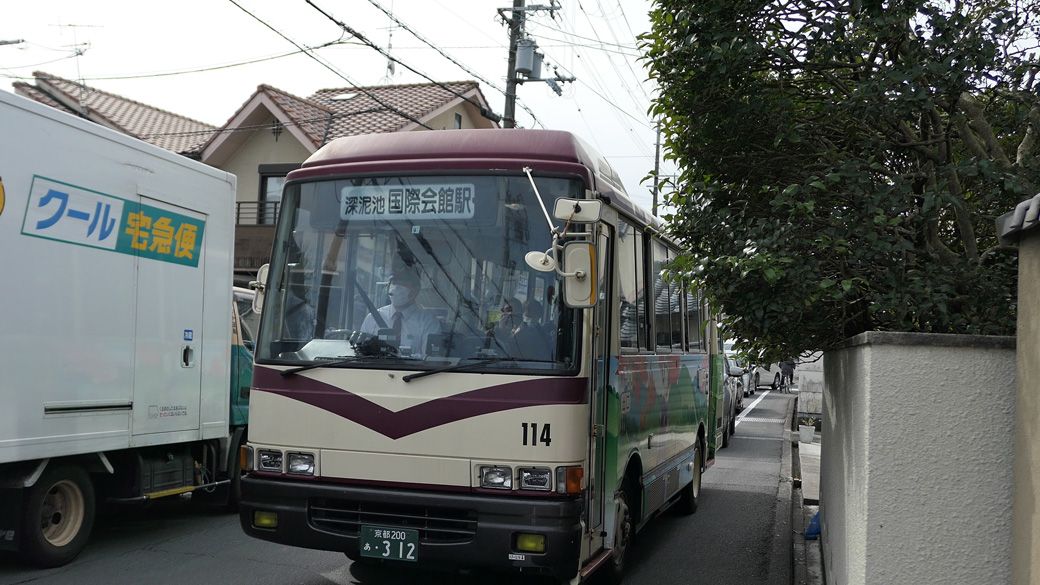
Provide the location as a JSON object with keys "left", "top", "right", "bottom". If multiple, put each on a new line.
{"left": 19, "top": 465, "right": 95, "bottom": 568}
{"left": 722, "top": 412, "right": 731, "bottom": 448}
{"left": 674, "top": 442, "right": 702, "bottom": 516}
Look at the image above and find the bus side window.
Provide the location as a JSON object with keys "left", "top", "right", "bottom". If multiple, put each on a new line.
{"left": 667, "top": 247, "right": 684, "bottom": 350}
{"left": 618, "top": 220, "right": 639, "bottom": 351}
{"left": 685, "top": 286, "right": 704, "bottom": 352}
{"left": 651, "top": 239, "right": 671, "bottom": 351}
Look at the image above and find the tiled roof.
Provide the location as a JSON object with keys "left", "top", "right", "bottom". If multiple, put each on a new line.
{"left": 258, "top": 85, "right": 333, "bottom": 147}
{"left": 12, "top": 82, "right": 77, "bottom": 115}
{"left": 309, "top": 81, "right": 483, "bottom": 138}
{"left": 19, "top": 72, "right": 216, "bottom": 154}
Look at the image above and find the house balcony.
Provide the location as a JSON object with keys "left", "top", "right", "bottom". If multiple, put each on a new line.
{"left": 234, "top": 201, "right": 279, "bottom": 279}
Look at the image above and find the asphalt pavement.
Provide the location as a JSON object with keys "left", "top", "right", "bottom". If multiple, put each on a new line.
{"left": 0, "top": 391, "right": 796, "bottom": 585}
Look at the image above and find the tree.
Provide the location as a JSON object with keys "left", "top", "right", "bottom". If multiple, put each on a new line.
{"left": 643, "top": 0, "right": 1040, "bottom": 362}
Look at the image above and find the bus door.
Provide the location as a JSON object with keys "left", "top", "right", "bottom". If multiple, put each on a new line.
{"left": 588, "top": 227, "right": 612, "bottom": 537}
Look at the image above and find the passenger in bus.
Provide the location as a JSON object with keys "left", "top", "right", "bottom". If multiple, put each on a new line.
{"left": 514, "top": 299, "right": 551, "bottom": 361}
{"left": 490, "top": 298, "right": 523, "bottom": 356}
{"left": 284, "top": 269, "right": 318, "bottom": 341}
{"left": 360, "top": 270, "right": 441, "bottom": 358}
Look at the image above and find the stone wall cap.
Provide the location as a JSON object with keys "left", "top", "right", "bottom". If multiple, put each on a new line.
{"left": 834, "top": 331, "right": 1015, "bottom": 351}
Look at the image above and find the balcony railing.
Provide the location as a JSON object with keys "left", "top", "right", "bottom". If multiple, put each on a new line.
{"left": 236, "top": 201, "right": 280, "bottom": 225}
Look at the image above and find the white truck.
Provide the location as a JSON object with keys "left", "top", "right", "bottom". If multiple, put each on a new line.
{"left": 0, "top": 90, "right": 239, "bottom": 567}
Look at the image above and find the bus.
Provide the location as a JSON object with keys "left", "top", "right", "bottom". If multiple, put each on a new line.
{"left": 238, "top": 129, "right": 726, "bottom": 583}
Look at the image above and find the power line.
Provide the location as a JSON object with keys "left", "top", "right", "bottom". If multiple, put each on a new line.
{"left": 360, "top": 0, "right": 543, "bottom": 128}
{"left": 525, "top": 32, "right": 640, "bottom": 57}
{"left": 69, "top": 40, "right": 354, "bottom": 81}
{"left": 551, "top": 4, "right": 652, "bottom": 159}
{"left": 0, "top": 52, "right": 79, "bottom": 73}
{"left": 579, "top": 0, "right": 650, "bottom": 105}
{"left": 527, "top": 20, "right": 637, "bottom": 50}
{"left": 305, "top": 0, "right": 502, "bottom": 123}
{"left": 225, "top": 0, "right": 432, "bottom": 130}
{"left": 558, "top": 59, "right": 652, "bottom": 130}
{"left": 592, "top": 0, "right": 651, "bottom": 101}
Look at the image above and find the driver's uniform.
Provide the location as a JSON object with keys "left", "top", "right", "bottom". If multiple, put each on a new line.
{"left": 360, "top": 303, "right": 441, "bottom": 358}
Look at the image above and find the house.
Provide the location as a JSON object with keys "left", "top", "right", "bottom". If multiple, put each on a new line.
{"left": 15, "top": 72, "right": 499, "bottom": 283}
{"left": 13, "top": 71, "right": 216, "bottom": 156}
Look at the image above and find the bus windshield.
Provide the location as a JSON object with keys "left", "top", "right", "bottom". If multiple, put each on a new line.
{"left": 256, "top": 174, "right": 583, "bottom": 374}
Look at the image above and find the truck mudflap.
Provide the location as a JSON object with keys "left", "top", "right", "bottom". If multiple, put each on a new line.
{"left": 239, "top": 475, "right": 583, "bottom": 580}
{"left": 0, "top": 488, "right": 24, "bottom": 551}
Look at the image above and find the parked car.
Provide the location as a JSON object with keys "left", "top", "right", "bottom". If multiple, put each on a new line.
{"left": 730, "top": 356, "right": 754, "bottom": 397}
{"left": 721, "top": 356, "right": 745, "bottom": 447}
{"left": 723, "top": 341, "right": 754, "bottom": 397}
{"left": 751, "top": 362, "right": 783, "bottom": 390}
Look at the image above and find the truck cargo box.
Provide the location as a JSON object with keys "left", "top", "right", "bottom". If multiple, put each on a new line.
{"left": 0, "top": 89, "right": 236, "bottom": 465}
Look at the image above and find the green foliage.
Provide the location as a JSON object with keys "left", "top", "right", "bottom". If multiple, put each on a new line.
{"left": 644, "top": 0, "right": 1038, "bottom": 362}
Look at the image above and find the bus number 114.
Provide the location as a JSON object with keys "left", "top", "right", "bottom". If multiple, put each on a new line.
{"left": 521, "top": 423, "right": 552, "bottom": 446}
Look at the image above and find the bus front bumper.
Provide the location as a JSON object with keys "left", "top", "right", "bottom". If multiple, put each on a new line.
{"left": 239, "top": 474, "right": 583, "bottom": 580}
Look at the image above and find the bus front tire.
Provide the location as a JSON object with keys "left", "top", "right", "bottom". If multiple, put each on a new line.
{"left": 605, "top": 487, "right": 634, "bottom": 585}
{"left": 674, "top": 442, "right": 702, "bottom": 516}
{"left": 19, "top": 464, "right": 96, "bottom": 568}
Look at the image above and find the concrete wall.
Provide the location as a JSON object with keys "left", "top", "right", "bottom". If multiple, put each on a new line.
{"left": 425, "top": 104, "right": 484, "bottom": 130}
{"left": 1014, "top": 233, "right": 1040, "bottom": 585}
{"left": 822, "top": 332, "right": 1015, "bottom": 585}
{"left": 797, "top": 352, "right": 824, "bottom": 418}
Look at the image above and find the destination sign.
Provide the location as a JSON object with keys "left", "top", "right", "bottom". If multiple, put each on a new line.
{"left": 340, "top": 184, "right": 476, "bottom": 220}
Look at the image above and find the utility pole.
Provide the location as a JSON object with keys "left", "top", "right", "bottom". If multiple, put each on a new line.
{"left": 499, "top": 1, "right": 569, "bottom": 128}
{"left": 502, "top": 0, "right": 524, "bottom": 129}
{"left": 652, "top": 121, "right": 661, "bottom": 216}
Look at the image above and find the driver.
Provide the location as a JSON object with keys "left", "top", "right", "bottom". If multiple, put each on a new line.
{"left": 360, "top": 270, "right": 441, "bottom": 358}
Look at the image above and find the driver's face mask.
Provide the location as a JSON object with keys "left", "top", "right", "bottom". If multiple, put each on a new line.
{"left": 388, "top": 284, "right": 414, "bottom": 309}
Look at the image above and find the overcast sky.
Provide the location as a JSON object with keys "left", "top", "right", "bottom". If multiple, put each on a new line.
{"left": 1, "top": 0, "right": 675, "bottom": 212}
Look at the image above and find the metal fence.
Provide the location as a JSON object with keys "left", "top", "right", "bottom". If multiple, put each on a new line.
{"left": 235, "top": 201, "right": 280, "bottom": 225}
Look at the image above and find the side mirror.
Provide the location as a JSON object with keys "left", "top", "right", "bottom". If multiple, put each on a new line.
{"left": 729, "top": 366, "right": 745, "bottom": 377}
{"left": 561, "top": 241, "right": 598, "bottom": 308}
{"left": 553, "top": 198, "right": 602, "bottom": 223}
{"left": 250, "top": 264, "right": 269, "bottom": 315}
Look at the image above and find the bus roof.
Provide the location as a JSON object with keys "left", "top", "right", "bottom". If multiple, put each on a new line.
{"left": 293, "top": 129, "right": 663, "bottom": 231}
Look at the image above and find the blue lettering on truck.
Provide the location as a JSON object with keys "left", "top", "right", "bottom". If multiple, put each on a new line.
{"left": 21, "top": 175, "right": 205, "bottom": 267}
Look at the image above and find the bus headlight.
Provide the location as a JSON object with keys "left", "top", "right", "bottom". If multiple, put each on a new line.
{"left": 258, "top": 449, "right": 283, "bottom": 472}
{"left": 479, "top": 465, "right": 513, "bottom": 489}
{"left": 519, "top": 467, "right": 552, "bottom": 491}
{"left": 287, "top": 452, "right": 315, "bottom": 475}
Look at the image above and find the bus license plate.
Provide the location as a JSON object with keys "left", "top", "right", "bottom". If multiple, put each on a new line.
{"left": 359, "top": 526, "right": 419, "bottom": 562}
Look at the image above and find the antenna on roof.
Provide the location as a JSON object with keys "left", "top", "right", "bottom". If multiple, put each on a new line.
{"left": 50, "top": 24, "right": 101, "bottom": 108}
{"left": 380, "top": 0, "right": 397, "bottom": 84}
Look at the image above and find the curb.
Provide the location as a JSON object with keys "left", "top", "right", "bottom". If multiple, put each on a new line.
{"left": 768, "top": 394, "right": 795, "bottom": 584}
{"left": 791, "top": 395, "right": 824, "bottom": 585}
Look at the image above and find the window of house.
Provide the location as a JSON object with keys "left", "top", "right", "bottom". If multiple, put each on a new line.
{"left": 258, "top": 163, "right": 299, "bottom": 225}
{"left": 454, "top": 112, "right": 463, "bottom": 129}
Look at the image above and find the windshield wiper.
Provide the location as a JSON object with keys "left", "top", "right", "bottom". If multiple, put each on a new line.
{"left": 402, "top": 357, "right": 517, "bottom": 383}
{"left": 280, "top": 355, "right": 380, "bottom": 377}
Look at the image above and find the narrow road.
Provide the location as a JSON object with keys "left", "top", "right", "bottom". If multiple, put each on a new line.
{"left": 0, "top": 393, "right": 794, "bottom": 585}
{"left": 622, "top": 390, "right": 794, "bottom": 585}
